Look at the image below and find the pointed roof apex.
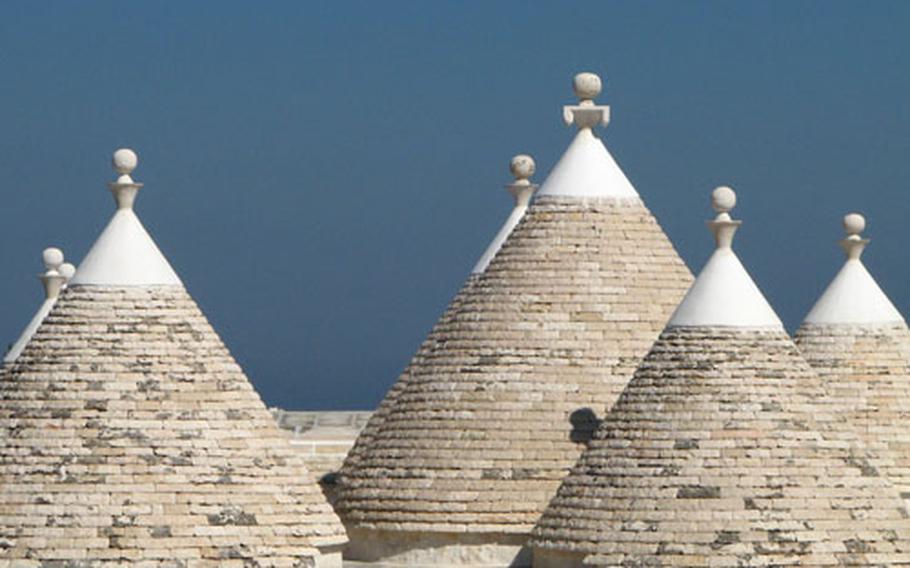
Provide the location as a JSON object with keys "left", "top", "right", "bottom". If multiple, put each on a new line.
{"left": 40, "top": 247, "right": 71, "bottom": 300}
{"left": 69, "top": 148, "right": 181, "bottom": 287}
{"left": 4, "top": 247, "right": 75, "bottom": 364}
{"left": 668, "top": 186, "right": 782, "bottom": 329}
{"left": 803, "top": 213, "right": 904, "bottom": 326}
{"left": 537, "top": 72, "right": 638, "bottom": 199}
{"left": 471, "top": 154, "right": 538, "bottom": 274}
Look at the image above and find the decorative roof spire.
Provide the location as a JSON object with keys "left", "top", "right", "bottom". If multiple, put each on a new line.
{"left": 506, "top": 154, "right": 537, "bottom": 206}
{"left": 471, "top": 154, "right": 538, "bottom": 274}
{"left": 39, "top": 247, "right": 69, "bottom": 300}
{"left": 708, "top": 185, "right": 741, "bottom": 249}
{"left": 667, "top": 186, "right": 782, "bottom": 328}
{"left": 110, "top": 148, "right": 142, "bottom": 210}
{"left": 840, "top": 212, "right": 868, "bottom": 260}
{"left": 802, "top": 212, "right": 904, "bottom": 325}
{"left": 537, "top": 72, "right": 637, "bottom": 198}
{"left": 563, "top": 72, "right": 610, "bottom": 130}
{"left": 4, "top": 247, "right": 76, "bottom": 364}
{"left": 70, "top": 148, "right": 181, "bottom": 287}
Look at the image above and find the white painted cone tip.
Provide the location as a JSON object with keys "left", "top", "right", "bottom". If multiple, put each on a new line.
{"left": 70, "top": 148, "right": 182, "bottom": 287}
{"left": 802, "top": 213, "right": 904, "bottom": 326}
{"left": 668, "top": 185, "right": 782, "bottom": 329}
{"left": 471, "top": 155, "right": 538, "bottom": 275}
{"left": 540, "top": 73, "right": 638, "bottom": 199}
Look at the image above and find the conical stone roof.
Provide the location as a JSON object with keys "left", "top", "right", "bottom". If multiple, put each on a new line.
{"left": 4, "top": 248, "right": 76, "bottom": 365}
{"left": 796, "top": 213, "right": 910, "bottom": 501}
{"left": 338, "top": 154, "right": 538, "bottom": 480}
{"left": 336, "top": 73, "right": 694, "bottom": 566}
{"left": 530, "top": 188, "right": 910, "bottom": 568}
{"left": 0, "top": 150, "right": 347, "bottom": 567}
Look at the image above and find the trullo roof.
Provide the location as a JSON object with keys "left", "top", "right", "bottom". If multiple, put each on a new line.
{"left": 531, "top": 189, "right": 910, "bottom": 567}
{"left": 336, "top": 73, "right": 693, "bottom": 566}
{"left": 0, "top": 149, "right": 347, "bottom": 567}
{"left": 796, "top": 213, "right": 910, "bottom": 504}
{"left": 4, "top": 248, "right": 75, "bottom": 364}
{"left": 337, "top": 154, "right": 538, "bottom": 481}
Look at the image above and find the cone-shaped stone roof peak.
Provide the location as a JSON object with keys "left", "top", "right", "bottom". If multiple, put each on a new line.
{"left": 0, "top": 150, "right": 346, "bottom": 565}
{"left": 337, "top": 73, "right": 693, "bottom": 566}
{"left": 3, "top": 248, "right": 75, "bottom": 364}
{"left": 803, "top": 212, "right": 905, "bottom": 326}
{"left": 536, "top": 72, "right": 638, "bottom": 199}
{"left": 668, "top": 186, "right": 782, "bottom": 328}
{"left": 471, "top": 154, "right": 538, "bottom": 274}
{"left": 70, "top": 148, "right": 181, "bottom": 287}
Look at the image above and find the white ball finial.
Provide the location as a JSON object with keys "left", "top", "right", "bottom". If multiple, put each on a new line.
{"left": 711, "top": 186, "right": 737, "bottom": 213}
{"left": 509, "top": 154, "right": 535, "bottom": 181}
{"left": 573, "top": 72, "right": 602, "bottom": 102}
{"left": 58, "top": 263, "right": 76, "bottom": 280}
{"left": 112, "top": 148, "right": 138, "bottom": 175}
{"left": 42, "top": 247, "right": 64, "bottom": 271}
{"left": 843, "top": 212, "right": 866, "bottom": 237}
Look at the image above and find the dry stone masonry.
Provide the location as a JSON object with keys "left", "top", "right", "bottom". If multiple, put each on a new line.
{"left": 337, "top": 73, "right": 693, "bottom": 567}
{"left": 0, "top": 150, "right": 347, "bottom": 567}
{"left": 340, "top": 154, "right": 536, "bottom": 481}
{"left": 796, "top": 214, "right": 910, "bottom": 506}
{"left": 530, "top": 189, "right": 910, "bottom": 567}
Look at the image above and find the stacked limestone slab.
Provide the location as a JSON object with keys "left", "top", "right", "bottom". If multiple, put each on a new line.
{"left": 795, "top": 213, "right": 910, "bottom": 501}
{"left": 530, "top": 188, "right": 910, "bottom": 567}
{"left": 339, "top": 155, "right": 538, "bottom": 477}
{"left": 0, "top": 150, "right": 347, "bottom": 567}
{"left": 336, "top": 74, "right": 693, "bottom": 566}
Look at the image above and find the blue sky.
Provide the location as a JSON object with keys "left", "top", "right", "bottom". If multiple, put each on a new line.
{"left": 1, "top": 2, "right": 909, "bottom": 409}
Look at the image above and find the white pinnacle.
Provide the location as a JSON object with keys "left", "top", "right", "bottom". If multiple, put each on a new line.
{"left": 472, "top": 154, "right": 538, "bottom": 274}
{"left": 803, "top": 213, "right": 904, "bottom": 325}
{"left": 668, "top": 186, "right": 782, "bottom": 329}
{"left": 536, "top": 72, "right": 638, "bottom": 199}
{"left": 70, "top": 148, "right": 182, "bottom": 286}
{"left": 42, "top": 247, "right": 64, "bottom": 273}
{"left": 4, "top": 247, "right": 74, "bottom": 363}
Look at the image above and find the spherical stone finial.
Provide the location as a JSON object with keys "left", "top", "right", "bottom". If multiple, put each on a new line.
{"left": 843, "top": 212, "right": 866, "bottom": 237}
{"left": 509, "top": 154, "right": 535, "bottom": 181}
{"left": 42, "top": 247, "right": 64, "bottom": 271}
{"left": 58, "top": 263, "right": 76, "bottom": 280}
{"left": 711, "top": 185, "right": 737, "bottom": 213}
{"left": 573, "top": 72, "right": 602, "bottom": 102}
{"left": 112, "top": 148, "right": 138, "bottom": 175}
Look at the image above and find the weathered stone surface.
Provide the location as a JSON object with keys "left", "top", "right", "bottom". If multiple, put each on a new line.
{"left": 336, "top": 196, "right": 692, "bottom": 561}
{"left": 796, "top": 323, "right": 910, "bottom": 501}
{"left": 0, "top": 285, "right": 347, "bottom": 566}
{"left": 338, "top": 275, "right": 478, "bottom": 477}
{"left": 531, "top": 327, "right": 910, "bottom": 567}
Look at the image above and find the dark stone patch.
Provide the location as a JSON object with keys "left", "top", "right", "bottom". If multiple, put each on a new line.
{"left": 677, "top": 485, "right": 720, "bottom": 499}
{"left": 150, "top": 526, "right": 171, "bottom": 538}
{"left": 112, "top": 515, "right": 136, "bottom": 528}
{"left": 673, "top": 439, "right": 698, "bottom": 450}
{"left": 658, "top": 464, "right": 682, "bottom": 477}
{"left": 844, "top": 539, "right": 874, "bottom": 554}
{"left": 711, "top": 531, "right": 740, "bottom": 549}
{"left": 84, "top": 399, "right": 108, "bottom": 411}
{"left": 845, "top": 456, "right": 880, "bottom": 477}
{"left": 207, "top": 507, "right": 257, "bottom": 526}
